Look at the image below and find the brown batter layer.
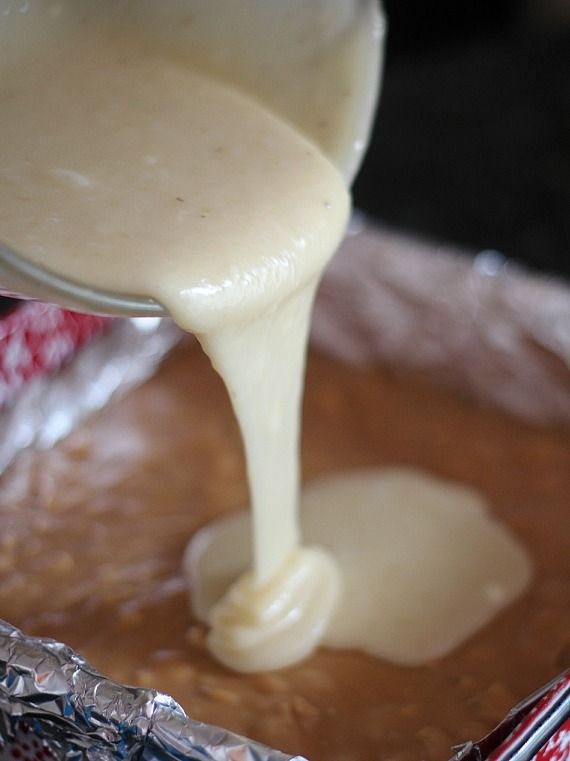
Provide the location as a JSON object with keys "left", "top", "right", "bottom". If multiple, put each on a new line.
{"left": 1, "top": 341, "right": 569, "bottom": 761}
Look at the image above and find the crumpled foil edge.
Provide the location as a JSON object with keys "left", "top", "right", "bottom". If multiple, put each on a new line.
{"left": 0, "top": 620, "right": 306, "bottom": 761}
{"left": 0, "top": 317, "right": 182, "bottom": 474}
{"left": 313, "top": 217, "right": 570, "bottom": 426}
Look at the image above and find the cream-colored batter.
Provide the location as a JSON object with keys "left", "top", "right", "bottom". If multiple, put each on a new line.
{"left": 0, "top": 15, "right": 350, "bottom": 671}
{"left": 0, "top": 2, "right": 530, "bottom": 673}
{"left": 187, "top": 468, "right": 531, "bottom": 667}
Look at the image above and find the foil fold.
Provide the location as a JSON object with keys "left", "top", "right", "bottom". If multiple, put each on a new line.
{"left": 0, "top": 316, "right": 182, "bottom": 474}
{"left": 0, "top": 621, "right": 306, "bottom": 761}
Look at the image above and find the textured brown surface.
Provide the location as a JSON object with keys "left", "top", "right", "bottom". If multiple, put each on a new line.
{"left": 1, "top": 341, "right": 569, "bottom": 761}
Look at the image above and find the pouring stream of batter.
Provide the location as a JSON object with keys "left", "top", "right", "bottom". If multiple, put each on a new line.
{"left": 0, "top": 24, "right": 350, "bottom": 670}
{"left": 0, "top": 5, "right": 530, "bottom": 672}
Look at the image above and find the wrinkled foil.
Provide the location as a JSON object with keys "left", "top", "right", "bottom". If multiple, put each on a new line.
{"left": 313, "top": 215, "right": 570, "bottom": 426}
{"left": 0, "top": 317, "right": 182, "bottom": 473}
{"left": 0, "top": 620, "right": 305, "bottom": 761}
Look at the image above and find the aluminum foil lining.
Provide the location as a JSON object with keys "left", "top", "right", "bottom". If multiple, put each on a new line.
{"left": 0, "top": 620, "right": 306, "bottom": 761}
{"left": 313, "top": 215, "right": 570, "bottom": 427}
{"left": 0, "top": 316, "right": 182, "bottom": 474}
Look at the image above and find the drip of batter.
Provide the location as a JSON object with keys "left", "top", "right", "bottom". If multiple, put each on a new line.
{"left": 0, "top": 25, "right": 349, "bottom": 670}
{"left": 186, "top": 468, "right": 532, "bottom": 667}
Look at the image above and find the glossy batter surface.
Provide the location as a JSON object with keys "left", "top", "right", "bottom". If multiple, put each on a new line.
{"left": 1, "top": 343, "right": 569, "bottom": 761}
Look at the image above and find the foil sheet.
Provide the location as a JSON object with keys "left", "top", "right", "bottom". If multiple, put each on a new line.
{"left": 0, "top": 620, "right": 305, "bottom": 761}
{"left": 0, "top": 317, "right": 182, "bottom": 474}
{"left": 313, "top": 216, "right": 570, "bottom": 426}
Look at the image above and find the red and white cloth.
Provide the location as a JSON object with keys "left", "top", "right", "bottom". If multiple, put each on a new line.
{"left": 0, "top": 301, "right": 111, "bottom": 410}
{"left": 453, "top": 671, "right": 570, "bottom": 761}
{"left": 537, "top": 719, "right": 570, "bottom": 761}
{"left": 489, "top": 673, "right": 570, "bottom": 761}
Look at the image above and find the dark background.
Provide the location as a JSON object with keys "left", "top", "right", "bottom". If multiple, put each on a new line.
{"left": 353, "top": 0, "right": 570, "bottom": 278}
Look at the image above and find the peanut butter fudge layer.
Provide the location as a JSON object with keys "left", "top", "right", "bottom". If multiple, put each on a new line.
{"left": 1, "top": 343, "right": 568, "bottom": 761}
